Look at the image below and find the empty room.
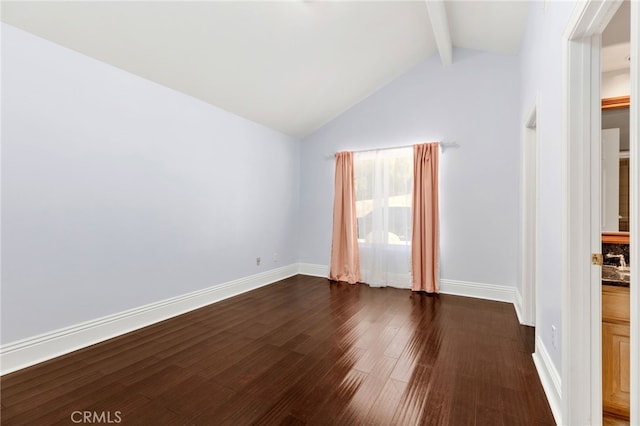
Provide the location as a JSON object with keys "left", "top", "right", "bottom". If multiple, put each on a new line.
{"left": 1, "top": 1, "right": 638, "bottom": 425}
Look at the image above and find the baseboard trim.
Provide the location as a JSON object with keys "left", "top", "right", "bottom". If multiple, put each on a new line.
{"left": 513, "top": 287, "right": 525, "bottom": 325}
{"left": 296, "top": 266, "right": 519, "bottom": 306}
{"left": 0, "top": 264, "right": 298, "bottom": 375}
{"left": 532, "top": 336, "right": 562, "bottom": 425}
{"left": 0, "top": 264, "right": 536, "bottom": 378}
{"left": 439, "top": 278, "right": 517, "bottom": 304}
{"left": 298, "top": 263, "right": 329, "bottom": 278}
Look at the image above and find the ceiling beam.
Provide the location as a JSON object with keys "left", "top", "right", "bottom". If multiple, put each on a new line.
{"left": 425, "top": 0, "right": 453, "bottom": 66}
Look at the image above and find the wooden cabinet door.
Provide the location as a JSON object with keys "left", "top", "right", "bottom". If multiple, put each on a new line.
{"left": 602, "top": 322, "right": 630, "bottom": 418}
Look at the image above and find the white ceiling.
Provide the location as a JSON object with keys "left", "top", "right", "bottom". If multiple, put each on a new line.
{"left": 602, "top": 0, "right": 631, "bottom": 73}
{"left": 1, "top": 1, "right": 528, "bottom": 137}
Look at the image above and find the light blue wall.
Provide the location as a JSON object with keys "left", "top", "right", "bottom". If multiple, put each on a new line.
{"left": 1, "top": 24, "right": 300, "bottom": 343}
{"left": 2, "top": 3, "right": 582, "bottom": 364}
{"left": 519, "top": 0, "right": 578, "bottom": 375}
{"left": 298, "top": 48, "right": 521, "bottom": 289}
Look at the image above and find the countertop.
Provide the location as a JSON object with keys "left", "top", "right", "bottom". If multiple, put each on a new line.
{"left": 603, "top": 279, "right": 630, "bottom": 288}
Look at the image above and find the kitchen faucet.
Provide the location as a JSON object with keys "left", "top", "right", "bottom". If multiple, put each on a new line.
{"left": 606, "top": 253, "right": 627, "bottom": 268}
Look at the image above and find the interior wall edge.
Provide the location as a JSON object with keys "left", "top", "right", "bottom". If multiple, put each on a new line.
{"left": 533, "top": 335, "right": 563, "bottom": 425}
{"left": 514, "top": 286, "right": 526, "bottom": 325}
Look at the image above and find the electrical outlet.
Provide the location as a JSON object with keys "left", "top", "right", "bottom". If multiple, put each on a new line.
{"left": 551, "top": 325, "right": 557, "bottom": 349}
{"left": 273, "top": 253, "right": 278, "bottom": 263}
{"left": 256, "top": 257, "right": 261, "bottom": 266}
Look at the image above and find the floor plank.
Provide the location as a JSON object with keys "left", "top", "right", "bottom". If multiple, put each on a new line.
{"left": 0, "top": 275, "right": 555, "bottom": 425}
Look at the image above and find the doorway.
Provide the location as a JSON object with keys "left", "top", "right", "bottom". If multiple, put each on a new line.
{"left": 562, "top": 1, "right": 638, "bottom": 425}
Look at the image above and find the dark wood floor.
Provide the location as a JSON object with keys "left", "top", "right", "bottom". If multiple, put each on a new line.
{"left": 1, "top": 275, "right": 554, "bottom": 425}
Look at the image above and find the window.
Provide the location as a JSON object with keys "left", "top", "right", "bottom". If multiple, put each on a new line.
{"left": 354, "top": 147, "right": 413, "bottom": 244}
{"left": 354, "top": 147, "right": 413, "bottom": 288}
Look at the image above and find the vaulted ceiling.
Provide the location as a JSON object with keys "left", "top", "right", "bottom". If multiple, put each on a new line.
{"left": 1, "top": 1, "right": 529, "bottom": 137}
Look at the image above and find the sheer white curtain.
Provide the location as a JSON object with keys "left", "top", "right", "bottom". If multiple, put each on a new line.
{"left": 354, "top": 147, "right": 413, "bottom": 288}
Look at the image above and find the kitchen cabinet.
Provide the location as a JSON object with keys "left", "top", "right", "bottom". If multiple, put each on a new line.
{"left": 602, "top": 284, "right": 630, "bottom": 418}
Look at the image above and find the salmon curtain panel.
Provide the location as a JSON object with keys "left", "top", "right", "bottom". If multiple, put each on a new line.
{"left": 329, "top": 152, "right": 361, "bottom": 284}
{"left": 411, "top": 143, "right": 440, "bottom": 293}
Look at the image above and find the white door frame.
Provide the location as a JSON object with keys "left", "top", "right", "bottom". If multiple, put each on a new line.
{"left": 630, "top": 1, "right": 640, "bottom": 422}
{"left": 521, "top": 101, "right": 538, "bottom": 327}
{"left": 562, "top": 1, "right": 638, "bottom": 425}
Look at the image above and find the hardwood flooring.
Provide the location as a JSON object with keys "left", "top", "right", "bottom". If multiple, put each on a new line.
{"left": 0, "top": 275, "right": 555, "bottom": 425}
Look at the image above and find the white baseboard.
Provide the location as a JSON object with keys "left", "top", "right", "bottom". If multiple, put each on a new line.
{"left": 0, "top": 264, "right": 298, "bottom": 376}
{"left": 297, "top": 265, "right": 519, "bottom": 306}
{"left": 439, "top": 278, "right": 517, "bottom": 304}
{"left": 0, "top": 264, "right": 539, "bottom": 380}
{"left": 532, "top": 336, "right": 562, "bottom": 425}
{"left": 513, "top": 287, "right": 525, "bottom": 325}
{"left": 298, "top": 263, "right": 329, "bottom": 278}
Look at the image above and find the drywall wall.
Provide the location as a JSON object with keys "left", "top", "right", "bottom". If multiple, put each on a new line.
{"left": 1, "top": 24, "right": 300, "bottom": 344}
{"left": 602, "top": 69, "right": 631, "bottom": 98}
{"left": 298, "top": 48, "right": 521, "bottom": 289}
{"left": 519, "top": 0, "right": 577, "bottom": 375}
